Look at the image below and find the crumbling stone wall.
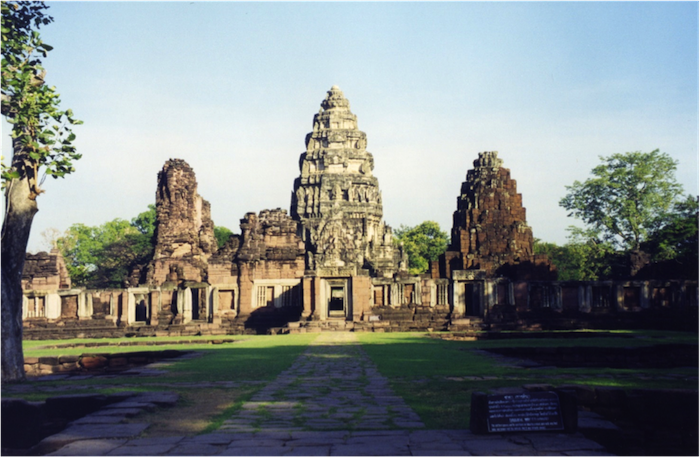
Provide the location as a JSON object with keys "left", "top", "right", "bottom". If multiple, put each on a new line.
{"left": 22, "top": 249, "right": 71, "bottom": 291}
{"left": 440, "top": 151, "right": 555, "bottom": 280}
{"left": 234, "top": 209, "right": 305, "bottom": 316}
{"left": 146, "top": 159, "right": 216, "bottom": 286}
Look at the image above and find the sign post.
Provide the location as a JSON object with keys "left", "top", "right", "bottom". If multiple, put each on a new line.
{"left": 470, "top": 390, "right": 577, "bottom": 434}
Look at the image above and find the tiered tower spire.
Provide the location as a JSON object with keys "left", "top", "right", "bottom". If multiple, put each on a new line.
{"left": 291, "top": 86, "right": 403, "bottom": 276}
{"left": 443, "top": 151, "right": 555, "bottom": 279}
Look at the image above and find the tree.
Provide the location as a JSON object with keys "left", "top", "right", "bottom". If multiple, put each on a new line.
{"left": 394, "top": 221, "right": 449, "bottom": 275}
{"left": 559, "top": 150, "right": 684, "bottom": 251}
{"left": 639, "top": 195, "right": 699, "bottom": 279}
{"left": 57, "top": 207, "right": 156, "bottom": 289}
{"left": 131, "top": 204, "right": 156, "bottom": 238}
{"left": 38, "top": 226, "right": 63, "bottom": 251}
{"left": 1, "top": 1, "right": 81, "bottom": 382}
{"left": 534, "top": 232, "right": 618, "bottom": 282}
{"left": 214, "top": 226, "right": 233, "bottom": 249}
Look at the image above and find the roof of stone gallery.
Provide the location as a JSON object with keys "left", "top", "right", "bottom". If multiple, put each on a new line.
{"left": 22, "top": 250, "right": 63, "bottom": 279}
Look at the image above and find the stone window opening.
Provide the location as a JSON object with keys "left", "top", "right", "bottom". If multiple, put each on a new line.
{"left": 592, "top": 286, "right": 612, "bottom": 308}
{"left": 266, "top": 287, "right": 275, "bottom": 307}
{"left": 256, "top": 286, "right": 275, "bottom": 308}
{"left": 26, "top": 295, "right": 46, "bottom": 318}
{"left": 279, "top": 285, "right": 297, "bottom": 308}
{"left": 437, "top": 284, "right": 449, "bottom": 306}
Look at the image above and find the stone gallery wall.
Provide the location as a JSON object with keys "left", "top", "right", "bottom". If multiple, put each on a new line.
{"left": 20, "top": 87, "right": 697, "bottom": 337}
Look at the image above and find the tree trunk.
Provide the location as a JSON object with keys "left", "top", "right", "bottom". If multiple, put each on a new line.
{"left": 1, "top": 176, "right": 38, "bottom": 383}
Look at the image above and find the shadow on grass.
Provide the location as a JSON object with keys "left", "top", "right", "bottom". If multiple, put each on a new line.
{"left": 356, "top": 331, "right": 699, "bottom": 429}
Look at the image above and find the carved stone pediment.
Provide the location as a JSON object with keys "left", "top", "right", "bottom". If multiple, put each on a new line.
{"left": 317, "top": 267, "right": 356, "bottom": 278}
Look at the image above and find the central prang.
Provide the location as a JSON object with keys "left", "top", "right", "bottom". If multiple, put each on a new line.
{"left": 290, "top": 86, "right": 405, "bottom": 278}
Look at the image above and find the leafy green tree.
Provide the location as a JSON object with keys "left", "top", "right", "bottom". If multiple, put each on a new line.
{"left": 394, "top": 221, "right": 449, "bottom": 275}
{"left": 560, "top": 150, "right": 684, "bottom": 251}
{"left": 534, "top": 233, "right": 616, "bottom": 282}
{"left": 639, "top": 195, "right": 699, "bottom": 278}
{"left": 57, "top": 208, "right": 156, "bottom": 288}
{"left": 131, "top": 204, "right": 156, "bottom": 238}
{"left": 1, "top": 1, "right": 81, "bottom": 382}
{"left": 214, "top": 226, "right": 233, "bottom": 249}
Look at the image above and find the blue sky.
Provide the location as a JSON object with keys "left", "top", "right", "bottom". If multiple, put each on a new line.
{"left": 3, "top": 1, "right": 698, "bottom": 252}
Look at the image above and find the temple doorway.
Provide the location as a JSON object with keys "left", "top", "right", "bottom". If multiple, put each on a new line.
{"left": 328, "top": 286, "right": 345, "bottom": 318}
{"left": 465, "top": 283, "right": 477, "bottom": 316}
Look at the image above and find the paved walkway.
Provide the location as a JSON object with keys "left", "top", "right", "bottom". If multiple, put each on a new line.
{"left": 221, "top": 332, "right": 423, "bottom": 433}
{"left": 42, "top": 332, "right": 614, "bottom": 456}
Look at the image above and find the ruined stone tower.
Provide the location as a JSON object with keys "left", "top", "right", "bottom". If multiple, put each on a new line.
{"left": 440, "top": 151, "right": 554, "bottom": 280}
{"left": 291, "top": 86, "right": 404, "bottom": 278}
{"left": 146, "top": 159, "right": 216, "bottom": 286}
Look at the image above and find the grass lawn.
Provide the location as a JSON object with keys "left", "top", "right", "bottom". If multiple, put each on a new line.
{"left": 7, "top": 329, "right": 698, "bottom": 433}
{"left": 10, "top": 333, "right": 318, "bottom": 435}
{"left": 356, "top": 330, "right": 699, "bottom": 429}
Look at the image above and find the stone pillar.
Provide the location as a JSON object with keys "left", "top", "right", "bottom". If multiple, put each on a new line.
{"left": 580, "top": 285, "right": 592, "bottom": 313}
{"left": 86, "top": 293, "right": 94, "bottom": 317}
{"left": 551, "top": 284, "right": 563, "bottom": 312}
{"left": 352, "top": 276, "right": 371, "bottom": 322}
{"left": 209, "top": 287, "right": 220, "bottom": 324}
{"left": 316, "top": 279, "right": 325, "bottom": 321}
{"left": 120, "top": 291, "right": 129, "bottom": 325}
{"left": 127, "top": 291, "right": 136, "bottom": 325}
{"left": 452, "top": 281, "right": 465, "bottom": 317}
{"left": 237, "top": 266, "right": 253, "bottom": 318}
{"left": 109, "top": 293, "right": 115, "bottom": 320}
{"left": 46, "top": 294, "right": 61, "bottom": 319}
{"left": 484, "top": 281, "right": 495, "bottom": 314}
{"left": 150, "top": 290, "right": 160, "bottom": 325}
{"left": 686, "top": 283, "right": 700, "bottom": 306}
{"left": 182, "top": 288, "right": 192, "bottom": 323}
{"left": 640, "top": 282, "right": 650, "bottom": 309}
{"left": 429, "top": 281, "right": 437, "bottom": 307}
{"left": 390, "top": 283, "right": 400, "bottom": 307}
{"left": 302, "top": 277, "right": 314, "bottom": 319}
{"left": 21, "top": 295, "right": 29, "bottom": 319}
{"left": 78, "top": 292, "right": 90, "bottom": 320}
{"left": 613, "top": 284, "right": 625, "bottom": 312}
{"left": 508, "top": 283, "right": 515, "bottom": 307}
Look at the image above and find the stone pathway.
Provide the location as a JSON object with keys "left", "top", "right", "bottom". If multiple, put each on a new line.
{"left": 36, "top": 332, "right": 614, "bottom": 456}
{"left": 221, "top": 332, "right": 423, "bottom": 433}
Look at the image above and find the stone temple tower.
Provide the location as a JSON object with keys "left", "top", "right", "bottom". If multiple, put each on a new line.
{"left": 146, "top": 159, "right": 216, "bottom": 286}
{"left": 440, "top": 151, "right": 555, "bottom": 280}
{"left": 291, "top": 86, "right": 403, "bottom": 278}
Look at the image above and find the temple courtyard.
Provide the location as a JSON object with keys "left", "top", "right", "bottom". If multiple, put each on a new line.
{"left": 2, "top": 330, "right": 697, "bottom": 456}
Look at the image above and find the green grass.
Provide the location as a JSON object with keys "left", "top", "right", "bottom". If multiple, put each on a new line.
{"left": 357, "top": 330, "right": 698, "bottom": 429}
{"left": 9, "top": 330, "right": 698, "bottom": 432}
{"left": 23, "top": 335, "right": 246, "bottom": 357}
{"left": 10, "top": 333, "right": 318, "bottom": 395}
